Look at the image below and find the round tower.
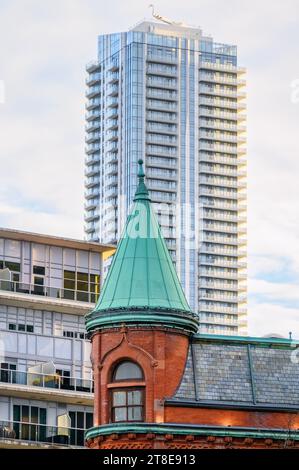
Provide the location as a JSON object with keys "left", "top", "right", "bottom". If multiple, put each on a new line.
{"left": 85, "top": 160, "right": 198, "bottom": 449}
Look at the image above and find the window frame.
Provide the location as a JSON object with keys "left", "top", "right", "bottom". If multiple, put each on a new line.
{"left": 112, "top": 360, "right": 144, "bottom": 383}
{"left": 109, "top": 361, "right": 145, "bottom": 424}
{"left": 110, "top": 387, "right": 145, "bottom": 424}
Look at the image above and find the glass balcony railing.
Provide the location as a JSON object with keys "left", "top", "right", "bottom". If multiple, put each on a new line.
{"left": 0, "top": 368, "right": 93, "bottom": 393}
{"left": 0, "top": 280, "right": 99, "bottom": 304}
{"left": 0, "top": 420, "right": 88, "bottom": 447}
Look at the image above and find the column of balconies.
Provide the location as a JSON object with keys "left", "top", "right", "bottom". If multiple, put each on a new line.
{"left": 198, "top": 61, "right": 247, "bottom": 335}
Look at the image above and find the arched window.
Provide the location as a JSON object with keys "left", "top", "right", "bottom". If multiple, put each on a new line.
{"left": 110, "top": 361, "right": 145, "bottom": 423}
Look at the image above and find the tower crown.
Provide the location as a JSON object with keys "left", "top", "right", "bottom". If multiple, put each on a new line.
{"left": 86, "top": 160, "right": 199, "bottom": 335}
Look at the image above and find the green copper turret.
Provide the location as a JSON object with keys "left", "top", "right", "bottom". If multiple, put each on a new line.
{"left": 85, "top": 160, "right": 199, "bottom": 334}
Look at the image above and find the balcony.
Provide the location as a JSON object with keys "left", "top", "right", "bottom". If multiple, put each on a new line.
{"left": 199, "top": 85, "right": 237, "bottom": 98}
{"left": 106, "top": 107, "right": 118, "bottom": 119}
{"left": 147, "top": 99, "right": 177, "bottom": 112}
{"left": 85, "top": 132, "right": 101, "bottom": 144}
{"left": 199, "top": 142, "right": 238, "bottom": 155}
{"left": 146, "top": 122, "right": 177, "bottom": 134}
{"left": 147, "top": 156, "right": 177, "bottom": 168}
{"left": 200, "top": 257, "right": 239, "bottom": 268}
{"left": 199, "top": 73, "right": 238, "bottom": 86}
{"left": 200, "top": 96, "right": 239, "bottom": 110}
{"left": 86, "top": 86, "right": 101, "bottom": 99}
{"left": 204, "top": 234, "right": 238, "bottom": 246}
{"left": 200, "top": 62, "right": 239, "bottom": 73}
{"left": 0, "top": 280, "right": 100, "bottom": 304}
{"left": 147, "top": 111, "right": 177, "bottom": 123}
{"left": 0, "top": 420, "right": 88, "bottom": 448}
{"left": 146, "top": 52, "right": 178, "bottom": 65}
{"left": 85, "top": 154, "right": 100, "bottom": 166}
{"left": 202, "top": 222, "right": 238, "bottom": 234}
{"left": 85, "top": 121, "right": 101, "bottom": 133}
{"left": 199, "top": 304, "right": 238, "bottom": 314}
{"left": 199, "top": 130, "right": 238, "bottom": 143}
{"left": 86, "top": 73, "right": 101, "bottom": 86}
{"left": 147, "top": 64, "right": 177, "bottom": 77}
{"left": 86, "top": 109, "right": 101, "bottom": 121}
{"left": 199, "top": 244, "right": 238, "bottom": 256}
{"left": 200, "top": 187, "right": 237, "bottom": 200}
{"left": 146, "top": 76, "right": 177, "bottom": 89}
{"left": 86, "top": 143, "right": 101, "bottom": 155}
{"left": 146, "top": 146, "right": 177, "bottom": 158}
{"left": 200, "top": 120, "right": 239, "bottom": 132}
{"left": 0, "top": 368, "right": 93, "bottom": 394}
{"left": 146, "top": 134, "right": 177, "bottom": 146}
{"left": 147, "top": 88, "right": 177, "bottom": 101}
{"left": 200, "top": 269, "right": 238, "bottom": 280}
{"left": 199, "top": 153, "right": 238, "bottom": 166}
{"left": 86, "top": 60, "right": 101, "bottom": 73}
{"left": 200, "top": 176, "right": 237, "bottom": 188}
{"left": 85, "top": 166, "right": 100, "bottom": 178}
{"left": 147, "top": 179, "right": 177, "bottom": 192}
{"left": 200, "top": 165, "right": 238, "bottom": 177}
{"left": 199, "top": 107, "right": 237, "bottom": 121}
{"left": 107, "top": 83, "right": 118, "bottom": 96}
{"left": 199, "top": 291, "right": 238, "bottom": 303}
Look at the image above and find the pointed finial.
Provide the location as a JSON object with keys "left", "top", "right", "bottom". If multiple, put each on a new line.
{"left": 134, "top": 159, "right": 150, "bottom": 201}
{"left": 138, "top": 159, "right": 145, "bottom": 180}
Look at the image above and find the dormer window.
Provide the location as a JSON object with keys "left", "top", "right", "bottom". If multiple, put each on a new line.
{"left": 109, "top": 361, "right": 145, "bottom": 423}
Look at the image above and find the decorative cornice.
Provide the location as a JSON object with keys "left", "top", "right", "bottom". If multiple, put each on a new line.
{"left": 85, "top": 423, "right": 299, "bottom": 442}
{"left": 86, "top": 309, "right": 199, "bottom": 335}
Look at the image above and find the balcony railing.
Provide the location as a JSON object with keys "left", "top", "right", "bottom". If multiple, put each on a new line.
{"left": 0, "top": 368, "right": 93, "bottom": 393}
{"left": 0, "top": 280, "right": 99, "bottom": 304}
{"left": 0, "top": 420, "right": 88, "bottom": 447}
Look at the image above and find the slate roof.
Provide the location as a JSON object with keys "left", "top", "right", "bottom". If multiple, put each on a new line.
{"left": 172, "top": 334, "right": 299, "bottom": 408}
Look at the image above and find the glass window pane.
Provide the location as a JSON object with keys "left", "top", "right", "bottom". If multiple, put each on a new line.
{"left": 86, "top": 413, "right": 93, "bottom": 429}
{"left": 77, "top": 272, "right": 88, "bottom": 282}
{"left": 77, "top": 412, "right": 84, "bottom": 429}
{"left": 114, "top": 407, "right": 127, "bottom": 422}
{"left": 113, "top": 391, "right": 126, "bottom": 406}
{"left": 128, "top": 390, "right": 142, "bottom": 405}
{"left": 77, "top": 281, "right": 88, "bottom": 292}
{"left": 128, "top": 406, "right": 142, "bottom": 421}
{"left": 114, "top": 362, "right": 143, "bottom": 381}
{"left": 31, "top": 407, "right": 38, "bottom": 424}
{"left": 22, "top": 406, "right": 29, "bottom": 423}
{"left": 64, "top": 270, "right": 75, "bottom": 280}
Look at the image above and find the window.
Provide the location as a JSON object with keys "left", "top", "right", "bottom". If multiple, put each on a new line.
{"left": 63, "top": 330, "right": 87, "bottom": 340}
{"left": 110, "top": 361, "right": 144, "bottom": 424}
{"left": 63, "top": 270, "right": 100, "bottom": 303}
{"left": 69, "top": 411, "right": 93, "bottom": 447}
{"left": 113, "top": 361, "right": 143, "bottom": 381}
{"left": 33, "top": 266, "right": 45, "bottom": 276}
{"left": 13, "top": 405, "right": 47, "bottom": 442}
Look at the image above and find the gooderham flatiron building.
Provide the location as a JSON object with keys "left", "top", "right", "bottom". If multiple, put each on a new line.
{"left": 85, "top": 161, "right": 299, "bottom": 449}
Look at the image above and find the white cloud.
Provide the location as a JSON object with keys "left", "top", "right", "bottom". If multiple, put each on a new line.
{"left": 0, "top": 0, "right": 298, "bottom": 335}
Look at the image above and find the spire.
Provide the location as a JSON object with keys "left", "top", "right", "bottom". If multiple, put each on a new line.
{"left": 86, "top": 160, "right": 199, "bottom": 335}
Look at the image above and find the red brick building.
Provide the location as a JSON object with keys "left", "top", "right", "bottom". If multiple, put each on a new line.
{"left": 85, "top": 161, "right": 299, "bottom": 449}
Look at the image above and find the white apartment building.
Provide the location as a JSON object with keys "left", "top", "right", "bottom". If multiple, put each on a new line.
{"left": 0, "top": 228, "right": 114, "bottom": 448}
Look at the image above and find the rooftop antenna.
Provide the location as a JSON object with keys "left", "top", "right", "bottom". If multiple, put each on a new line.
{"left": 148, "top": 4, "right": 185, "bottom": 26}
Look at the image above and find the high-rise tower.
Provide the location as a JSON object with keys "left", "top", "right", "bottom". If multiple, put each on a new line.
{"left": 84, "top": 20, "right": 247, "bottom": 335}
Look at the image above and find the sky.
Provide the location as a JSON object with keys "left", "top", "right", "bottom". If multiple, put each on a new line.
{"left": 0, "top": 0, "right": 298, "bottom": 338}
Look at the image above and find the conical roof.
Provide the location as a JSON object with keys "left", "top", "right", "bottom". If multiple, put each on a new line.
{"left": 86, "top": 160, "right": 198, "bottom": 334}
